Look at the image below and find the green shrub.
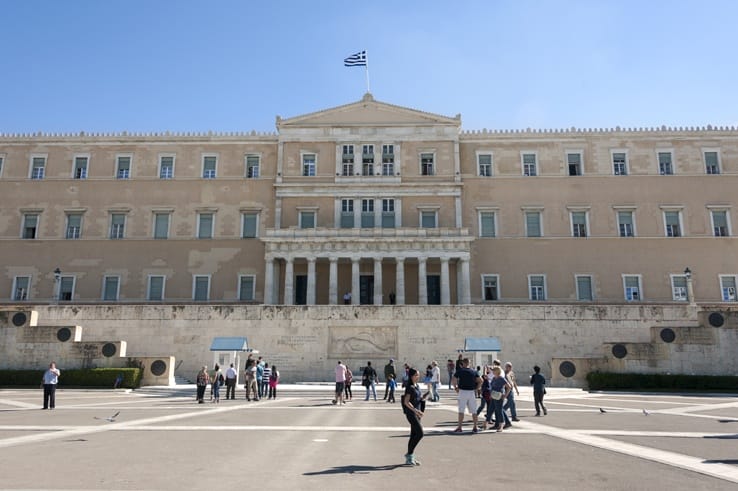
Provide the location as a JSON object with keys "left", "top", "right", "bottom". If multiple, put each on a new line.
{"left": 0, "top": 368, "right": 142, "bottom": 388}
{"left": 586, "top": 372, "right": 738, "bottom": 392}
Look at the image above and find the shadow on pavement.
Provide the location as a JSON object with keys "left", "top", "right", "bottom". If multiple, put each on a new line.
{"left": 304, "top": 464, "right": 406, "bottom": 475}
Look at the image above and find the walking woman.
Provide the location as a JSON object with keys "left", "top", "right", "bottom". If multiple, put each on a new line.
{"left": 402, "top": 368, "right": 427, "bottom": 466}
{"left": 530, "top": 365, "right": 548, "bottom": 416}
{"left": 268, "top": 365, "right": 279, "bottom": 399}
{"left": 344, "top": 365, "right": 353, "bottom": 401}
{"left": 196, "top": 365, "right": 209, "bottom": 404}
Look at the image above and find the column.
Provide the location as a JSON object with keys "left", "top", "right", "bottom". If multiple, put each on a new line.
{"left": 460, "top": 258, "right": 471, "bottom": 304}
{"left": 263, "top": 257, "right": 274, "bottom": 304}
{"left": 395, "top": 258, "right": 405, "bottom": 305}
{"left": 283, "top": 258, "right": 294, "bottom": 305}
{"left": 306, "top": 258, "right": 316, "bottom": 305}
{"left": 373, "top": 257, "right": 383, "bottom": 305}
{"left": 351, "top": 257, "right": 360, "bottom": 305}
{"left": 328, "top": 257, "right": 338, "bottom": 305}
{"left": 353, "top": 199, "right": 360, "bottom": 229}
{"left": 418, "top": 258, "right": 427, "bottom": 305}
{"left": 440, "top": 257, "right": 450, "bottom": 305}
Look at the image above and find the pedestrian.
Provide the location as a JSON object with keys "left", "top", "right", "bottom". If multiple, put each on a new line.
{"left": 476, "top": 367, "right": 491, "bottom": 418}
{"left": 343, "top": 291, "right": 351, "bottom": 304}
{"left": 344, "top": 365, "right": 353, "bottom": 401}
{"left": 196, "top": 365, "right": 209, "bottom": 404}
{"left": 387, "top": 374, "right": 397, "bottom": 403}
{"left": 333, "top": 360, "right": 347, "bottom": 405}
{"left": 446, "top": 359, "right": 455, "bottom": 389}
{"left": 402, "top": 367, "right": 427, "bottom": 466}
{"left": 245, "top": 360, "right": 258, "bottom": 401}
{"left": 211, "top": 364, "right": 223, "bottom": 403}
{"left": 41, "top": 361, "right": 61, "bottom": 410}
{"left": 531, "top": 365, "right": 548, "bottom": 416}
{"left": 503, "top": 362, "right": 520, "bottom": 421}
{"left": 451, "top": 357, "right": 482, "bottom": 433}
{"left": 261, "top": 363, "right": 272, "bottom": 399}
{"left": 225, "top": 363, "right": 237, "bottom": 400}
{"left": 383, "top": 359, "right": 396, "bottom": 400}
{"left": 256, "top": 359, "right": 265, "bottom": 399}
{"left": 362, "top": 361, "right": 378, "bottom": 401}
{"left": 430, "top": 360, "right": 441, "bottom": 402}
{"left": 485, "top": 365, "right": 511, "bottom": 431}
{"left": 268, "top": 366, "right": 279, "bottom": 399}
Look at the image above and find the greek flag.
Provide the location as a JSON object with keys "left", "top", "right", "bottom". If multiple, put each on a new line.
{"left": 344, "top": 50, "right": 367, "bottom": 67}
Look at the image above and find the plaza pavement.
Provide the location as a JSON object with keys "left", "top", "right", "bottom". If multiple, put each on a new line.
{"left": 1, "top": 384, "right": 737, "bottom": 490}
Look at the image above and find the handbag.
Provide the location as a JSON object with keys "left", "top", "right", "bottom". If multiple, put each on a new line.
{"left": 490, "top": 390, "right": 503, "bottom": 401}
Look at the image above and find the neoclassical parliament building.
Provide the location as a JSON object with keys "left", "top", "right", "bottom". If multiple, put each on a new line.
{"left": 1, "top": 94, "right": 737, "bottom": 383}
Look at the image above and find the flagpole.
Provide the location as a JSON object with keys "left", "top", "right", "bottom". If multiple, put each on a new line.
{"left": 365, "top": 51, "right": 371, "bottom": 94}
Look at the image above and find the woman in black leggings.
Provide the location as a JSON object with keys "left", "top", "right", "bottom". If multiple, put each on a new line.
{"left": 402, "top": 368, "right": 427, "bottom": 466}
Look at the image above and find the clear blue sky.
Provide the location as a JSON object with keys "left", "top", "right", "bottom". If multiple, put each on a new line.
{"left": 2, "top": 0, "right": 737, "bottom": 133}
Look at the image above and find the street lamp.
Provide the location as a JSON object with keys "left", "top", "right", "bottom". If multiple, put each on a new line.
{"left": 683, "top": 267, "right": 691, "bottom": 280}
{"left": 684, "top": 267, "right": 695, "bottom": 305}
{"left": 53, "top": 268, "right": 61, "bottom": 304}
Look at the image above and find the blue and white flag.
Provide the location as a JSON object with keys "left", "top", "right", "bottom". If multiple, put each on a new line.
{"left": 344, "top": 50, "right": 367, "bottom": 67}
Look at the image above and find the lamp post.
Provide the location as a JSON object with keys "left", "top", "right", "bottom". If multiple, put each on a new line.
{"left": 53, "top": 268, "right": 61, "bottom": 304}
{"left": 684, "top": 267, "right": 695, "bottom": 306}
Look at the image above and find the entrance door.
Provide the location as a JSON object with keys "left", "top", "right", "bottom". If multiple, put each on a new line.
{"left": 427, "top": 275, "right": 441, "bottom": 305}
{"left": 360, "top": 275, "right": 374, "bottom": 304}
{"left": 295, "top": 275, "right": 307, "bottom": 305}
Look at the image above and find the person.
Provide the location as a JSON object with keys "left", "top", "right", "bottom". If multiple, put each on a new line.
{"left": 485, "top": 365, "right": 511, "bottom": 431}
{"left": 387, "top": 374, "right": 397, "bottom": 403}
{"left": 211, "top": 364, "right": 223, "bottom": 403}
{"left": 245, "top": 360, "right": 258, "bottom": 401}
{"left": 256, "top": 359, "right": 265, "bottom": 399}
{"left": 42, "top": 361, "right": 60, "bottom": 410}
{"left": 268, "top": 365, "right": 279, "bottom": 399}
{"left": 196, "top": 365, "right": 209, "bottom": 404}
{"left": 363, "top": 361, "right": 377, "bottom": 401}
{"left": 333, "top": 360, "right": 347, "bottom": 405}
{"left": 451, "top": 358, "right": 482, "bottom": 433}
{"left": 503, "top": 362, "right": 521, "bottom": 422}
{"left": 430, "top": 360, "right": 441, "bottom": 402}
{"left": 343, "top": 291, "right": 351, "bottom": 305}
{"left": 446, "top": 359, "right": 455, "bottom": 389}
{"left": 225, "top": 363, "right": 237, "bottom": 400}
{"left": 383, "top": 359, "right": 396, "bottom": 400}
{"left": 389, "top": 291, "right": 396, "bottom": 304}
{"left": 531, "top": 365, "right": 548, "bottom": 416}
{"left": 113, "top": 372, "right": 124, "bottom": 389}
{"left": 261, "top": 363, "right": 272, "bottom": 399}
{"left": 476, "top": 367, "right": 491, "bottom": 418}
{"left": 402, "top": 368, "right": 427, "bottom": 466}
{"left": 344, "top": 365, "right": 353, "bottom": 401}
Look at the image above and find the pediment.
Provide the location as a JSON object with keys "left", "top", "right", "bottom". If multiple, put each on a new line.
{"left": 276, "top": 93, "right": 460, "bottom": 128}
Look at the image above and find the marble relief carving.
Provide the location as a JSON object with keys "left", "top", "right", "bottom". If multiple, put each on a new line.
{"left": 328, "top": 326, "right": 397, "bottom": 358}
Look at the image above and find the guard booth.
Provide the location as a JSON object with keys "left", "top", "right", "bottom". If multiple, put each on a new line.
{"left": 459, "top": 337, "right": 501, "bottom": 371}
{"left": 209, "top": 337, "right": 258, "bottom": 385}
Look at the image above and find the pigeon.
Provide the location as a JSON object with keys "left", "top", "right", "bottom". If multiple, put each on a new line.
{"left": 599, "top": 408, "right": 607, "bottom": 413}
{"left": 642, "top": 409, "right": 650, "bottom": 416}
{"left": 94, "top": 411, "right": 120, "bottom": 422}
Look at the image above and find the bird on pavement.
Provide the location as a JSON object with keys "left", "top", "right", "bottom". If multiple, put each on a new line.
{"left": 642, "top": 409, "right": 650, "bottom": 416}
{"left": 599, "top": 408, "right": 607, "bottom": 413}
{"left": 94, "top": 411, "right": 120, "bottom": 422}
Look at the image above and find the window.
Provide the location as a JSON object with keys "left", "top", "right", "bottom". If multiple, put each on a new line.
{"left": 421, "top": 210, "right": 437, "bottom": 229}
{"left": 59, "top": 276, "right": 75, "bottom": 301}
{"left": 302, "top": 153, "right": 316, "bottom": 176}
{"left": 246, "top": 155, "right": 260, "bottom": 178}
{"left": 664, "top": 210, "right": 682, "bottom": 237}
{"left": 22, "top": 213, "right": 38, "bottom": 239}
{"left": 420, "top": 153, "right": 434, "bottom": 176}
{"left": 522, "top": 153, "right": 537, "bottom": 176}
{"left": 198, "top": 213, "right": 214, "bottom": 239}
{"left": 66, "top": 213, "right": 82, "bottom": 239}
{"left": 12, "top": 276, "right": 30, "bottom": 301}
{"left": 382, "top": 145, "right": 394, "bottom": 176}
{"left": 479, "top": 211, "right": 496, "bottom": 237}
{"left": 116, "top": 156, "right": 131, "bottom": 179}
{"left": 704, "top": 151, "right": 720, "bottom": 175}
{"left": 30, "top": 156, "right": 46, "bottom": 179}
{"left": 342, "top": 145, "right": 354, "bottom": 176}
{"left": 193, "top": 275, "right": 210, "bottom": 301}
{"left": 576, "top": 275, "right": 593, "bottom": 301}
{"left": 478, "top": 153, "right": 493, "bottom": 177}
{"left": 482, "top": 275, "right": 499, "bottom": 301}
{"left": 567, "top": 152, "right": 582, "bottom": 176}
{"left": 340, "top": 199, "right": 354, "bottom": 228}
{"left": 525, "top": 211, "right": 542, "bottom": 237}
{"left": 623, "top": 275, "right": 642, "bottom": 301}
{"left": 711, "top": 210, "right": 730, "bottom": 237}
{"left": 617, "top": 210, "right": 635, "bottom": 237}
{"left": 571, "top": 211, "right": 588, "bottom": 238}
{"left": 73, "top": 156, "right": 88, "bottom": 179}
{"left": 239, "top": 275, "right": 255, "bottom": 301}
{"left": 202, "top": 156, "right": 217, "bottom": 179}
{"left": 147, "top": 275, "right": 165, "bottom": 301}
{"left": 612, "top": 151, "right": 628, "bottom": 175}
{"left": 153, "top": 213, "right": 170, "bottom": 239}
{"left": 381, "top": 199, "right": 395, "bottom": 228}
{"left": 299, "top": 211, "right": 315, "bottom": 229}
{"left": 159, "top": 155, "right": 174, "bottom": 179}
{"left": 658, "top": 151, "right": 673, "bottom": 175}
{"left": 362, "top": 145, "right": 374, "bottom": 176}
{"left": 110, "top": 213, "right": 126, "bottom": 239}
{"left": 671, "top": 275, "right": 688, "bottom": 302}
{"left": 528, "top": 275, "right": 546, "bottom": 301}
{"left": 720, "top": 276, "right": 737, "bottom": 301}
{"left": 102, "top": 276, "right": 120, "bottom": 301}
{"left": 242, "top": 212, "right": 259, "bottom": 237}
{"left": 361, "top": 199, "right": 375, "bottom": 228}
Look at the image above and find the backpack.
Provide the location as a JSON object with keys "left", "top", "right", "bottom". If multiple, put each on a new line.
{"left": 218, "top": 373, "right": 225, "bottom": 386}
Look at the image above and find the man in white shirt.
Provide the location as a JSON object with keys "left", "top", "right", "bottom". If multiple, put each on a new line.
{"left": 430, "top": 360, "right": 441, "bottom": 402}
{"left": 225, "top": 363, "right": 238, "bottom": 400}
{"left": 42, "top": 361, "right": 61, "bottom": 410}
{"left": 333, "top": 360, "right": 347, "bottom": 405}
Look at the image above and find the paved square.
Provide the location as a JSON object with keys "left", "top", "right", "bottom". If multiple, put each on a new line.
{"left": 1, "top": 386, "right": 737, "bottom": 490}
